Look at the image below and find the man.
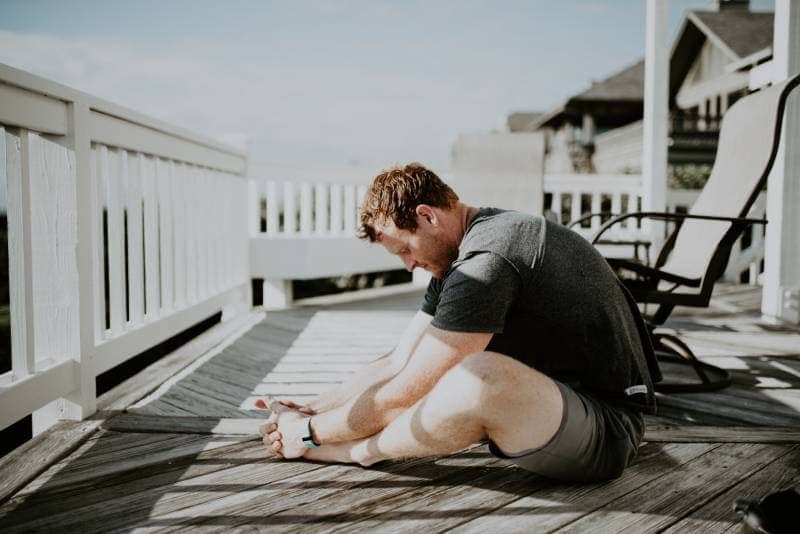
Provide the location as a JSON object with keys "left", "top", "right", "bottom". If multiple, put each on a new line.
{"left": 258, "top": 163, "right": 659, "bottom": 482}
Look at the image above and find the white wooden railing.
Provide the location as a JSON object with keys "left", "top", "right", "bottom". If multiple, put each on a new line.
{"left": 249, "top": 180, "right": 403, "bottom": 308}
{"left": 0, "top": 63, "right": 251, "bottom": 433}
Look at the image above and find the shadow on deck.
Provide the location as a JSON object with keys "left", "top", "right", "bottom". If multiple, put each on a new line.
{"left": 1, "top": 284, "right": 799, "bottom": 532}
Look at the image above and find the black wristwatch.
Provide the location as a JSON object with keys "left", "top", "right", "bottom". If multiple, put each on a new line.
{"left": 301, "top": 417, "right": 320, "bottom": 448}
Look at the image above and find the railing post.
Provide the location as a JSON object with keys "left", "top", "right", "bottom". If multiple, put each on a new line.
{"left": 262, "top": 278, "right": 293, "bottom": 310}
{"left": 69, "top": 101, "right": 97, "bottom": 420}
{"left": 762, "top": 0, "right": 800, "bottom": 324}
{"left": 248, "top": 179, "right": 259, "bottom": 237}
{"left": 642, "top": 0, "right": 669, "bottom": 246}
{"left": 35, "top": 102, "right": 98, "bottom": 431}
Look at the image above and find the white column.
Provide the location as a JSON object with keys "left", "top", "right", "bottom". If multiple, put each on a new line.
{"left": 762, "top": 0, "right": 800, "bottom": 324}
{"left": 642, "top": 0, "right": 669, "bottom": 242}
{"left": 263, "top": 278, "right": 293, "bottom": 310}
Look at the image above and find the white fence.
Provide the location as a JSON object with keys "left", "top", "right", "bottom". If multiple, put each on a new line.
{"left": 249, "top": 180, "right": 402, "bottom": 308}
{"left": 0, "top": 64, "right": 251, "bottom": 432}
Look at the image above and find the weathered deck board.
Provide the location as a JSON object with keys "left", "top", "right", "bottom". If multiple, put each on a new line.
{"left": 1, "top": 284, "right": 799, "bottom": 533}
{"left": 554, "top": 443, "right": 793, "bottom": 532}
{"left": 445, "top": 442, "right": 719, "bottom": 534}
{"left": 0, "top": 419, "right": 102, "bottom": 504}
{"left": 661, "top": 444, "right": 800, "bottom": 534}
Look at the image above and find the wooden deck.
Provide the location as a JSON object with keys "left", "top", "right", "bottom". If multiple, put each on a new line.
{"left": 1, "top": 283, "right": 800, "bottom": 532}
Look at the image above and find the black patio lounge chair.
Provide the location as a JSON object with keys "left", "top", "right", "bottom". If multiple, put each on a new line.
{"left": 572, "top": 72, "right": 800, "bottom": 393}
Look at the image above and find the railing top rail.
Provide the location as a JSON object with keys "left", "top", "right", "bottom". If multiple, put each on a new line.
{"left": 544, "top": 174, "right": 642, "bottom": 190}
{"left": 0, "top": 62, "right": 246, "bottom": 162}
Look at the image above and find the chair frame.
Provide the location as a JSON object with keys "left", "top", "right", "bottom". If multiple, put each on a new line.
{"left": 570, "top": 72, "right": 800, "bottom": 393}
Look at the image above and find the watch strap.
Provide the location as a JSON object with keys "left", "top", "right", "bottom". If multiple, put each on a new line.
{"left": 301, "top": 417, "right": 320, "bottom": 448}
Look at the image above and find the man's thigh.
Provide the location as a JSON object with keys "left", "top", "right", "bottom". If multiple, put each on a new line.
{"left": 487, "top": 377, "right": 644, "bottom": 482}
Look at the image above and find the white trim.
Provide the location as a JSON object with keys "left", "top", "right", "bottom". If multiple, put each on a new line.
{"left": 0, "top": 62, "right": 244, "bottom": 159}
{"left": 0, "top": 360, "right": 77, "bottom": 430}
{"left": 89, "top": 111, "right": 245, "bottom": 174}
{"left": 92, "top": 282, "right": 250, "bottom": 375}
{"left": 726, "top": 47, "right": 773, "bottom": 74}
{"left": 0, "top": 81, "right": 68, "bottom": 135}
{"left": 686, "top": 12, "right": 741, "bottom": 63}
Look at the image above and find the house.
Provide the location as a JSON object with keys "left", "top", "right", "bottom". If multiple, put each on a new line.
{"left": 524, "top": 60, "right": 644, "bottom": 174}
{"left": 512, "top": 0, "right": 773, "bottom": 180}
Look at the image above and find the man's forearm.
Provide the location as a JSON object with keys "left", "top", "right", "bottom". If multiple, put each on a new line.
{"left": 307, "top": 353, "right": 396, "bottom": 414}
{"left": 309, "top": 381, "right": 405, "bottom": 445}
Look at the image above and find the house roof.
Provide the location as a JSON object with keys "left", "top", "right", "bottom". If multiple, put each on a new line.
{"left": 669, "top": 9, "right": 773, "bottom": 104}
{"left": 532, "top": 60, "right": 644, "bottom": 129}
{"left": 690, "top": 10, "right": 773, "bottom": 59}
{"left": 574, "top": 60, "right": 645, "bottom": 102}
{"left": 520, "top": 7, "right": 774, "bottom": 130}
{"left": 507, "top": 111, "right": 545, "bottom": 132}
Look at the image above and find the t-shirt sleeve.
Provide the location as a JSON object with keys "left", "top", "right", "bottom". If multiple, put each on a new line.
{"left": 420, "top": 276, "right": 442, "bottom": 316}
{"left": 431, "top": 252, "right": 521, "bottom": 333}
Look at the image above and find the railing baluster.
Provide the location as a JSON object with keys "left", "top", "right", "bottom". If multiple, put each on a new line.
{"left": 266, "top": 180, "right": 278, "bottom": 236}
{"left": 356, "top": 185, "right": 367, "bottom": 232}
{"left": 300, "top": 182, "right": 312, "bottom": 235}
{"left": 197, "top": 169, "right": 209, "bottom": 299}
{"left": 315, "top": 183, "right": 328, "bottom": 235}
{"left": 344, "top": 185, "right": 356, "bottom": 235}
{"left": 172, "top": 163, "right": 187, "bottom": 307}
{"left": 570, "top": 190, "right": 582, "bottom": 226}
{"left": 126, "top": 151, "right": 145, "bottom": 327}
{"left": 173, "top": 161, "right": 186, "bottom": 301}
{"left": 284, "top": 181, "right": 296, "bottom": 235}
{"left": 330, "top": 183, "right": 342, "bottom": 235}
{"left": 590, "top": 191, "right": 601, "bottom": 231}
{"left": 105, "top": 147, "right": 125, "bottom": 336}
{"left": 90, "top": 146, "right": 105, "bottom": 342}
{"left": 141, "top": 153, "right": 160, "bottom": 319}
{"left": 156, "top": 158, "right": 174, "bottom": 311}
{"left": 550, "top": 191, "right": 561, "bottom": 223}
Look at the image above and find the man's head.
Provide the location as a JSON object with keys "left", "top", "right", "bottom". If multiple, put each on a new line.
{"left": 359, "top": 163, "right": 464, "bottom": 279}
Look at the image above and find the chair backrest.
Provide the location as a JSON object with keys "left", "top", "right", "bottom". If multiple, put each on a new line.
{"left": 656, "top": 73, "right": 800, "bottom": 288}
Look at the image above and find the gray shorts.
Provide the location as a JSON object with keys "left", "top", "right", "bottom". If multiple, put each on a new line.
{"left": 488, "top": 381, "right": 645, "bottom": 482}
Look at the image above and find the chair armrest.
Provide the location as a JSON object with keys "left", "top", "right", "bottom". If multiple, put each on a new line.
{"left": 591, "top": 211, "right": 767, "bottom": 244}
{"left": 608, "top": 258, "right": 701, "bottom": 287}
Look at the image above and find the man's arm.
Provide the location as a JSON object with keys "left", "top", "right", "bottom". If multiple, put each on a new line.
{"left": 300, "top": 311, "right": 435, "bottom": 414}
{"left": 306, "top": 325, "right": 491, "bottom": 446}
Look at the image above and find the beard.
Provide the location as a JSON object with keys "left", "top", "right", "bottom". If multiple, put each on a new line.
{"left": 426, "top": 236, "right": 460, "bottom": 279}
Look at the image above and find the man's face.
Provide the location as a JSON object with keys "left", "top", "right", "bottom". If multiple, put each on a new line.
{"left": 374, "top": 211, "right": 459, "bottom": 279}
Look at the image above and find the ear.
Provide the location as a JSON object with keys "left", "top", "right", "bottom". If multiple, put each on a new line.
{"left": 415, "top": 204, "right": 436, "bottom": 225}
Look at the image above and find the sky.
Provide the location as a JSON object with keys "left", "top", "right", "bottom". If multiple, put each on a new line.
{"left": 0, "top": 0, "right": 775, "bottom": 172}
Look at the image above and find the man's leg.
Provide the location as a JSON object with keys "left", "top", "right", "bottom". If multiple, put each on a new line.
{"left": 304, "top": 351, "right": 563, "bottom": 466}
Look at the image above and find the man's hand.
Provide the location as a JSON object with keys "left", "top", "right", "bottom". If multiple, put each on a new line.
{"left": 256, "top": 397, "right": 313, "bottom": 459}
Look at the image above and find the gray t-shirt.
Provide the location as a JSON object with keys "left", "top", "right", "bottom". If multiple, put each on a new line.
{"left": 421, "top": 208, "right": 659, "bottom": 413}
